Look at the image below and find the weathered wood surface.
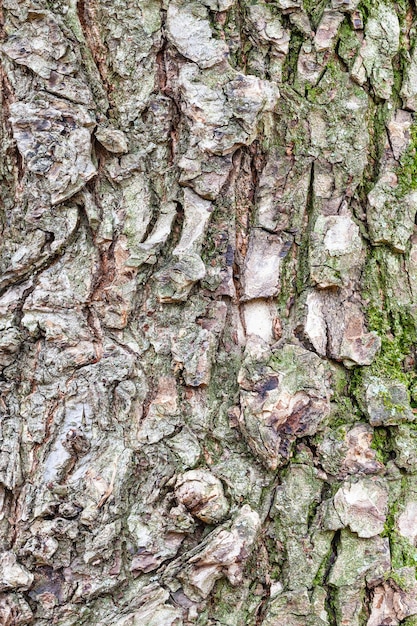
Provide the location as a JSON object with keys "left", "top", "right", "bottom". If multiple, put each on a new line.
{"left": 1, "top": 0, "right": 417, "bottom": 624}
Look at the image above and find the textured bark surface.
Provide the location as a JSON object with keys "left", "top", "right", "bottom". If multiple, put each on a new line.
{"left": 2, "top": 0, "right": 417, "bottom": 624}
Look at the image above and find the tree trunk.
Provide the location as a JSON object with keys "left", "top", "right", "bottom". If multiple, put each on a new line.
{"left": 1, "top": 0, "right": 417, "bottom": 624}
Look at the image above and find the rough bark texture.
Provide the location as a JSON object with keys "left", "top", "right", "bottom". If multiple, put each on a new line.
{"left": 1, "top": 0, "right": 417, "bottom": 624}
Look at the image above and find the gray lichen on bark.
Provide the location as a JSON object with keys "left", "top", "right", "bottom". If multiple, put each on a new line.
{"left": 2, "top": 0, "right": 417, "bottom": 624}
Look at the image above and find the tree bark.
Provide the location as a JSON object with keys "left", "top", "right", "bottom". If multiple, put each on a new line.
{"left": 1, "top": 0, "right": 417, "bottom": 624}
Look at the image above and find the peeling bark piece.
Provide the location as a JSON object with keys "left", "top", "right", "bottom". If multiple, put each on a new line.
{"left": 226, "top": 77, "right": 280, "bottom": 126}
{"left": 179, "top": 154, "right": 233, "bottom": 200}
{"left": 284, "top": 531, "right": 333, "bottom": 592}
{"left": 155, "top": 254, "right": 206, "bottom": 302}
{"left": 297, "top": 44, "right": 322, "bottom": 85}
{"left": 393, "top": 425, "right": 417, "bottom": 472}
{"left": 289, "top": 11, "right": 312, "bottom": 36}
{"left": 297, "top": 8, "right": 344, "bottom": 85}
{"left": 168, "top": 505, "right": 260, "bottom": 600}
{"left": 173, "top": 189, "right": 213, "bottom": 256}
{"left": 397, "top": 502, "right": 417, "bottom": 545}
{"left": 338, "top": 306, "right": 381, "bottom": 367}
{"left": 178, "top": 64, "right": 230, "bottom": 129}
{"left": 90, "top": 237, "right": 138, "bottom": 329}
{"left": 179, "top": 64, "right": 279, "bottom": 155}
{"left": 104, "top": 152, "right": 146, "bottom": 182}
{"left": 304, "top": 291, "right": 381, "bottom": 367}
{"left": 309, "top": 215, "right": 364, "bottom": 288}
{"left": 0, "top": 293, "right": 23, "bottom": 362}
{"left": 256, "top": 155, "right": 311, "bottom": 233}
{"left": 0, "top": 552, "right": 33, "bottom": 591}
{"left": 107, "top": 583, "right": 183, "bottom": 626}
{"left": 167, "top": 430, "right": 201, "bottom": 468}
{"left": 75, "top": 444, "right": 134, "bottom": 526}
{"left": 353, "top": 3, "right": 400, "bottom": 100}
{"left": 130, "top": 532, "right": 185, "bottom": 574}
{"left": 308, "top": 71, "right": 369, "bottom": 202}
{"left": 92, "top": 281, "right": 137, "bottom": 331}
{"left": 317, "top": 424, "right": 384, "bottom": 478}
{"left": 328, "top": 530, "right": 391, "bottom": 587}
{"left": 331, "top": 478, "right": 388, "bottom": 538}
{"left": 238, "top": 344, "right": 331, "bottom": 470}
{"left": 263, "top": 588, "right": 328, "bottom": 626}
{"left": 41, "top": 418, "right": 87, "bottom": 486}
{"left": 332, "top": 585, "right": 368, "bottom": 626}
{"left": 21, "top": 228, "right": 97, "bottom": 317}
{"left": 138, "top": 376, "right": 178, "bottom": 444}
{"left": 175, "top": 469, "right": 229, "bottom": 523}
{"left": 361, "top": 375, "right": 415, "bottom": 427}
{"left": 0, "top": 206, "right": 79, "bottom": 293}
{"left": 0, "top": 415, "right": 23, "bottom": 490}
{"left": 332, "top": 0, "right": 361, "bottom": 10}
{"left": 340, "top": 338, "right": 380, "bottom": 370}
{"left": 298, "top": 292, "right": 328, "bottom": 353}
{"left": 1, "top": 10, "right": 94, "bottom": 105}
{"left": 121, "top": 173, "right": 154, "bottom": 266}
{"left": 84, "top": 520, "right": 122, "bottom": 564}
{"left": 166, "top": 1, "right": 229, "bottom": 68}
{"left": 133, "top": 202, "right": 178, "bottom": 266}
{"left": 1, "top": 231, "right": 46, "bottom": 288}
{"left": 9, "top": 97, "right": 96, "bottom": 204}
{"left": 95, "top": 127, "right": 128, "bottom": 153}
{"left": 127, "top": 508, "right": 188, "bottom": 574}
{"left": 401, "top": 44, "right": 417, "bottom": 111}
{"left": 247, "top": 4, "right": 290, "bottom": 53}
{"left": 171, "top": 327, "right": 216, "bottom": 387}
{"left": 277, "top": 0, "right": 302, "bottom": 13}
{"left": 314, "top": 10, "right": 344, "bottom": 53}
{"left": 366, "top": 109, "right": 416, "bottom": 252}
{"left": 0, "top": 328, "right": 22, "bottom": 367}
{"left": 241, "top": 230, "right": 287, "bottom": 300}
{"left": 368, "top": 568, "right": 417, "bottom": 625}
{"left": 21, "top": 533, "right": 59, "bottom": 566}
{"left": 387, "top": 110, "right": 413, "bottom": 161}
{"left": 367, "top": 172, "right": 417, "bottom": 253}
{"left": 276, "top": 0, "right": 301, "bottom": 10}
{"left": 2, "top": 12, "right": 71, "bottom": 79}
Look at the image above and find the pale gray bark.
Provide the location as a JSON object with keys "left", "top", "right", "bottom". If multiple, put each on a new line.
{"left": 1, "top": 0, "right": 417, "bottom": 624}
